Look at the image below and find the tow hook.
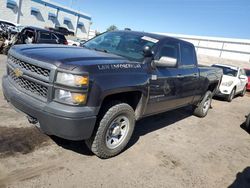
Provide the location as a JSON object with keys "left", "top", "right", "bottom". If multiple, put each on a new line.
{"left": 27, "top": 115, "right": 38, "bottom": 124}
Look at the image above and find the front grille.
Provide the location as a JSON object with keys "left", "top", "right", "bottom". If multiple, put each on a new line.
{"left": 9, "top": 55, "right": 50, "bottom": 78}
{"left": 9, "top": 69, "right": 48, "bottom": 98}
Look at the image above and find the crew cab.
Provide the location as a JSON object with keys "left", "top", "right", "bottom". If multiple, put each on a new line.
{"left": 212, "top": 64, "right": 248, "bottom": 102}
{"left": 2, "top": 31, "right": 222, "bottom": 158}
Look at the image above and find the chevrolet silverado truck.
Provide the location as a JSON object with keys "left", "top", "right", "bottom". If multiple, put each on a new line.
{"left": 2, "top": 31, "right": 222, "bottom": 158}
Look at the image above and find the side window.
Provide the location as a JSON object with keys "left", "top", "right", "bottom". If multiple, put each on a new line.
{"left": 240, "top": 69, "right": 246, "bottom": 76}
{"left": 180, "top": 43, "right": 196, "bottom": 67}
{"left": 157, "top": 41, "right": 179, "bottom": 61}
{"left": 40, "top": 32, "right": 51, "bottom": 40}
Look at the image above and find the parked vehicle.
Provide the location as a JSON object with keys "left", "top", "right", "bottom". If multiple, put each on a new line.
{"left": 0, "top": 19, "right": 16, "bottom": 34}
{"left": 67, "top": 38, "right": 87, "bottom": 46}
{"left": 48, "top": 26, "right": 74, "bottom": 36}
{"left": 244, "top": 68, "right": 250, "bottom": 91}
{"left": 15, "top": 26, "right": 68, "bottom": 45}
{"left": 67, "top": 39, "right": 80, "bottom": 46}
{"left": 212, "top": 64, "right": 248, "bottom": 102}
{"left": 1, "top": 26, "right": 67, "bottom": 54}
{"left": 2, "top": 31, "right": 222, "bottom": 158}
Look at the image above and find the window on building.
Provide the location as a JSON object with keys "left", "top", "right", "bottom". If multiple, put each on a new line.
{"left": 6, "top": 0, "right": 17, "bottom": 9}
{"left": 48, "top": 13, "right": 56, "bottom": 21}
{"left": 31, "top": 7, "right": 40, "bottom": 16}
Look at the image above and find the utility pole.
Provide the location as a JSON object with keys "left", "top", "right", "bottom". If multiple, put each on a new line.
{"left": 17, "top": 0, "right": 23, "bottom": 24}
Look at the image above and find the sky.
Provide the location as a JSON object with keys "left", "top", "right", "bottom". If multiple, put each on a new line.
{"left": 52, "top": 0, "right": 250, "bottom": 39}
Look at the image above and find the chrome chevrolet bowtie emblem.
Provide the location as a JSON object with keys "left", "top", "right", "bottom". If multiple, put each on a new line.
{"left": 13, "top": 68, "right": 23, "bottom": 78}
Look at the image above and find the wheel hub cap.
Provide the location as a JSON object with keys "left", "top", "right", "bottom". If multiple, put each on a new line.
{"left": 105, "top": 115, "right": 130, "bottom": 149}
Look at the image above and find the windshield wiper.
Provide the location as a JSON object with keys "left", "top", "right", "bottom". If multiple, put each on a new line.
{"left": 93, "top": 48, "right": 108, "bottom": 53}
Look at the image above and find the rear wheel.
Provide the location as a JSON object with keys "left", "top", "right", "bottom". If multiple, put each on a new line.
{"left": 240, "top": 85, "right": 247, "bottom": 97}
{"left": 227, "top": 88, "right": 235, "bottom": 102}
{"left": 85, "top": 103, "right": 135, "bottom": 159}
{"left": 193, "top": 91, "right": 212, "bottom": 118}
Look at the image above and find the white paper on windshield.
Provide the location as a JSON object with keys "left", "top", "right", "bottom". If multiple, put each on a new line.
{"left": 141, "top": 36, "right": 159, "bottom": 43}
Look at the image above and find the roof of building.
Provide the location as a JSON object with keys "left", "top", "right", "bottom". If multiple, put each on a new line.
{"left": 31, "top": 0, "right": 91, "bottom": 20}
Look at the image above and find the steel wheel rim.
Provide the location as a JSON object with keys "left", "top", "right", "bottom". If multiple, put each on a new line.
{"left": 105, "top": 115, "right": 130, "bottom": 149}
{"left": 203, "top": 97, "right": 211, "bottom": 113}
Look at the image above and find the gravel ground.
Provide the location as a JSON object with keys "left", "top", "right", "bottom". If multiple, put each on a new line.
{"left": 0, "top": 54, "right": 250, "bottom": 188}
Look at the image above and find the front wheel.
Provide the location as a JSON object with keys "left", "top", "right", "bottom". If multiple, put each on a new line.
{"left": 85, "top": 103, "right": 135, "bottom": 159}
{"left": 193, "top": 91, "right": 212, "bottom": 118}
{"left": 227, "top": 88, "right": 235, "bottom": 102}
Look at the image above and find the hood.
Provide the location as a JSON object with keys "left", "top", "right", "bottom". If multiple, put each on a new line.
{"left": 10, "top": 44, "right": 130, "bottom": 70}
{"left": 221, "top": 75, "right": 236, "bottom": 83}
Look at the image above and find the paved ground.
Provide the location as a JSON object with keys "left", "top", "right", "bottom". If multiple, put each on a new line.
{"left": 0, "top": 54, "right": 250, "bottom": 188}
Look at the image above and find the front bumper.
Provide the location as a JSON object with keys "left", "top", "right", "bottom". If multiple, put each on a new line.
{"left": 215, "top": 85, "right": 232, "bottom": 97}
{"left": 2, "top": 75, "right": 97, "bottom": 140}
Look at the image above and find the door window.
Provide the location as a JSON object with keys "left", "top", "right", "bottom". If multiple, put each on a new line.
{"left": 180, "top": 43, "right": 196, "bottom": 67}
{"left": 157, "top": 41, "right": 180, "bottom": 63}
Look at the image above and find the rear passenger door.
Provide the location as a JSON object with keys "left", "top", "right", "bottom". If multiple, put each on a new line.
{"left": 178, "top": 42, "right": 200, "bottom": 104}
{"left": 238, "top": 69, "right": 247, "bottom": 92}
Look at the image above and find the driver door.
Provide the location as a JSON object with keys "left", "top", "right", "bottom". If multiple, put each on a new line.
{"left": 145, "top": 39, "right": 184, "bottom": 115}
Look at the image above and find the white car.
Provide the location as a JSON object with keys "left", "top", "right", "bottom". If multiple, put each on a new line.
{"left": 67, "top": 39, "right": 80, "bottom": 46}
{"left": 212, "top": 64, "right": 248, "bottom": 102}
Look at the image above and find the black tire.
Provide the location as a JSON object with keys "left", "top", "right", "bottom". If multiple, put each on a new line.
{"left": 240, "top": 85, "right": 247, "bottom": 97}
{"left": 193, "top": 91, "right": 212, "bottom": 118}
{"left": 227, "top": 88, "right": 235, "bottom": 102}
{"left": 85, "top": 103, "right": 135, "bottom": 159}
{"left": 245, "top": 114, "right": 250, "bottom": 131}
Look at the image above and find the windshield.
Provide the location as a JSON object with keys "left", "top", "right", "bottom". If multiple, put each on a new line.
{"left": 83, "top": 32, "right": 157, "bottom": 62}
{"left": 212, "top": 65, "right": 238, "bottom": 77}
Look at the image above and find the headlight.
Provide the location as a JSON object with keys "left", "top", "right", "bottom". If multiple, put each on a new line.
{"left": 221, "top": 81, "right": 233, "bottom": 87}
{"left": 56, "top": 72, "right": 88, "bottom": 87}
{"left": 55, "top": 89, "right": 87, "bottom": 105}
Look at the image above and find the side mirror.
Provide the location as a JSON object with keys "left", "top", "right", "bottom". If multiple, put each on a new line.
{"left": 239, "top": 75, "right": 247, "bottom": 80}
{"left": 143, "top": 46, "right": 153, "bottom": 57}
{"left": 153, "top": 56, "right": 177, "bottom": 68}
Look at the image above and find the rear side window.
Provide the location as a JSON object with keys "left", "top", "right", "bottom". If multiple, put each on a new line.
{"left": 180, "top": 43, "right": 196, "bottom": 67}
{"left": 240, "top": 69, "right": 246, "bottom": 76}
{"left": 40, "top": 32, "right": 51, "bottom": 39}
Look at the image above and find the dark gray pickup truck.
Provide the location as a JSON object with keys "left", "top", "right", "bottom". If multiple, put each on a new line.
{"left": 2, "top": 31, "right": 222, "bottom": 158}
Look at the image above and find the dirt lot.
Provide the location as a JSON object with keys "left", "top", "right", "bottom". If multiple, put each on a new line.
{"left": 0, "top": 54, "right": 250, "bottom": 188}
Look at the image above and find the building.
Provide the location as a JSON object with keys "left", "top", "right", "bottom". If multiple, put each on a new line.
{"left": 0, "top": 0, "right": 92, "bottom": 39}
{"left": 157, "top": 33, "right": 250, "bottom": 62}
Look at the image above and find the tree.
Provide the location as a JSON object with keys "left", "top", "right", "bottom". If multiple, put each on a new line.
{"left": 106, "top": 25, "right": 118, "bottom": 32}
